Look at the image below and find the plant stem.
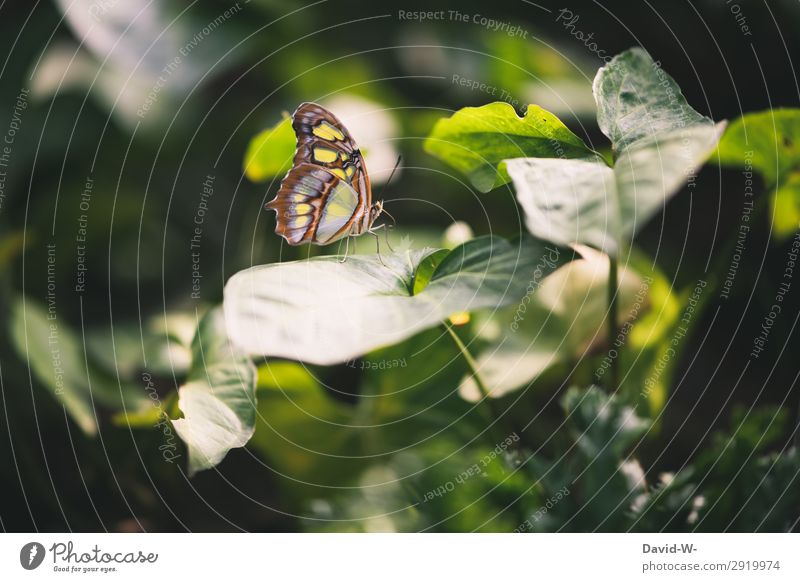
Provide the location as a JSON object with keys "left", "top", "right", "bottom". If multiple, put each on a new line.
{"left": 443, "top": 322, "right": 506, "bottom": 445}
{"left": 607, "top": 255, "right": 620, "bottom": 392}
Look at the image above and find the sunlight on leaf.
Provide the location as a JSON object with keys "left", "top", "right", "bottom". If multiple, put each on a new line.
{"left": 506, "top": 48, "right": 725, "bottom": 256}
{"left": 424, "top": 101, "right": 595, "bottom": 192}
{"left": 243, "top": 116, "right": 294, "bottom": 182}
{"left": 717, "top": 108, "right": 800, "bottom": 241}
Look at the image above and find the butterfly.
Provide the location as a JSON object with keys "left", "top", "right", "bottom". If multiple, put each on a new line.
{"left": 266, "top": 102, "right": 390, "bottom": 250}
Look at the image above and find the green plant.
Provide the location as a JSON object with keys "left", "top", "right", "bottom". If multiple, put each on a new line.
{"left": 9, "top": 46, "right": 799, "bottom": 532}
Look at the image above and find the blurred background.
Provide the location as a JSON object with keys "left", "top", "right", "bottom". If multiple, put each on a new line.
{"left": 1, "top": 0, "right": 799, "bottom": 532}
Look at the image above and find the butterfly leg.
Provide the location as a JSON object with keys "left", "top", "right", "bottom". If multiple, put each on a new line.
{"left": 338, "top": 236, "right": 351, "bottom": 263}
{"left": 370, "top": 231, "right": 388, "bottom": 267}
{"left": 383, "top": 223, "right": 395, "bottom": 252}
{"left": 370, "top": 223, "right": 395, "bottom": 252}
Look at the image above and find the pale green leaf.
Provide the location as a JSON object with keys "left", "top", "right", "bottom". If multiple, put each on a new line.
{"left": 224, "top": 236, "right": 571, "bottom": 365}
{"left": 172, "top": 308, "right": 257, "bottom": 475}
{"left": 506, "top": 48, "right": 725, "bottom": 256}
{"left": 593, "top": 47, "right": 711, "bottom": 153}
{"left": 716, "top": 108, "right": 800, "bottom": 185}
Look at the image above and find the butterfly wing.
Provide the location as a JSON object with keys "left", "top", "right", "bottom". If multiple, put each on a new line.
{"left": 266, "top": 163, "right": 361, "bottom": 245}
{"left": 292, "top": 102, "right": 372, "bottom": 204}
{"left": 265, "top": 103, "right": 373, "bottom": 245}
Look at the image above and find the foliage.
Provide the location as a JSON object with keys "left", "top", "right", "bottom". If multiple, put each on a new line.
{"left": 243, "top": 116, "right": 295, "bottom": 182}
{"left": 172, "top": 308, "right": 257, "bottom": 476}
{"left": 9, "top": 296, "right": 150, "bottom": 435}
{"left": 431, "top": 48, "right": 725, "bottom": 256}
{"left": 224, "top": 235, "right": 572, "bottom": 365}
{"left": 4, "top": 10, "right": 798, "bottom": 534}
{"left": 717, "top": 108, "right": 800, "bottom": 240}
{"left": 423, "top": 102, "right": 595, "bottom": 192}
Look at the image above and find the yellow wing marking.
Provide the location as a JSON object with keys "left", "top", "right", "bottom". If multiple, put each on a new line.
{"left": 313, "top": 146, "right": 339, "bottom": 163}
{"left": 291, "top": 215, "right": 311, "bottom": 228}
{"left": 312, "top": 120, "right": 346, "bottom": 141}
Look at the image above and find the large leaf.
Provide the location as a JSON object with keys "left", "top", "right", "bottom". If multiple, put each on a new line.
{"left": 172, "top": 308, "right": 257, "bottom": 475}
{"left": 505, "top": 157, "right": 617, "bottom": 253}
{"left": 506, "top": 48, "right": 725, "bottom": 256}
{"left": 424, "top": 101, "right": 595, "bottom": 192}
{"left": 9, "top": 297, "right": 149, "bottom": 435}
{"left": 460, "top": 246, "right": 645, "bottom": 400}
{"left": 716, "top": 108, "right": 800, "bottom": 240}
{"left": 224, "top": 236, "right": 572, "bottom": 365}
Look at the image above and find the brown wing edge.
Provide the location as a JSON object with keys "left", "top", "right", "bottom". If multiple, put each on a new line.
{"left": 265, "top": 163, "right": 362, "bottom": 245}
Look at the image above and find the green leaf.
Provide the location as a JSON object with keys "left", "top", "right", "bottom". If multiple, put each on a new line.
{"left": 563, "top": 385, "right": 649, "bottom": 458}
{"left": 10, "top": 297, "right": 97, "bottom": 434}
{"left": 424, "top": 101, "right": 595, "bottom": 192}
{"left": 9, "top": 296, "right": 149, "bottom": 435}
{"left": 505, "top": 157, "right": 617, "bottom": 253}
{"left": 250, "top": 361, "right": 361, "bottom": 489}
{"left": 560, "top": 385, "right": 650, "bottom": 530}
{"left": 172, "top": 308, "right": 257, "bottom": 475}
{"left": 469, "top": 385, "right": 651, "bottom": 532}
{"left": 717, "top": 108, "right": 800, "bottom": 240}
{"left": 10, "top": 297, "right": 149, "bottom": 435}
{"left": 616, "top": 249, "right": 684, "bottom": 418}
{"left": 772, "top": 172, "right": 800, "bottom": 238}
{"left": 85, "top": 313, "right": 194, "bottom": 379}
{"left": 716, "top": 108, "right": 800, "bottom": 185}
{"left": 411, "top": 248, "right": 449, "bottom": 295}
{"left": 257, "top": 360, "right": 319, "bottom": 393}
{"left": 243, "top": 115, "right": 294, "bottom": 182}
{"left": 224, "top": 236, "right": 571, "bottom": 365}
{"left": 506, "top": 48, "right": 725, "bottom": 256}
{"left": 634, "top": 406, "right": 798, "bottom": 532}
{"left": 593, "top": 48, "right": 712, "bottom": 153}
{"left": 460, "top": 246, "right": 646, "bottom": 400}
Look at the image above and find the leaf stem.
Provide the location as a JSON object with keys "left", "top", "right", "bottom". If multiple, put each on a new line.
{"left": 607, "top": 255, "right": 620, "bottom": 392}
{"left": 443, "top": 322, "right": 506, "bottom": 445}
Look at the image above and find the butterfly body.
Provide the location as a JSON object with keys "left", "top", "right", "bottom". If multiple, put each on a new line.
{"left": 266, "top": 103, "right": 384, "bottom": 246}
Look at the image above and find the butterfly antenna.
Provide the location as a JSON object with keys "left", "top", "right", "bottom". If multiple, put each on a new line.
{"left": 376, "top": 155, "right": 402, "bottom": 204}
{"left": 381, "top": 206, "right": 397, "bottom": 228}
